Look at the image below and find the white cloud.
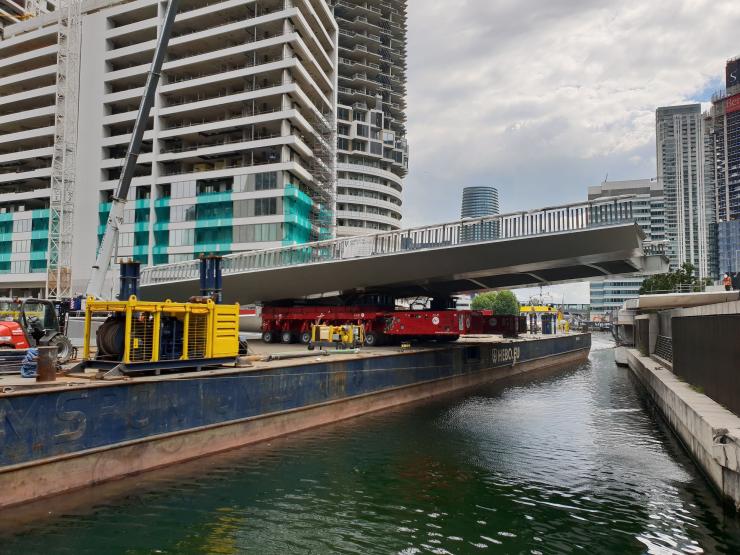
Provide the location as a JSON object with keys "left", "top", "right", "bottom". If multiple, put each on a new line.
{"left": 403, "top": 0, "right": 739, "bottom": 226}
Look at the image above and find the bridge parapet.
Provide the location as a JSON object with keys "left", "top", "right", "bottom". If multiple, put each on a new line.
{"left": 141, "top": 195, "right": 646, "bottom": 287}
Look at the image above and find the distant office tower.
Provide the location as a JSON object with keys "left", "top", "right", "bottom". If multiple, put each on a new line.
{"left": 656, "top": 104, "right": 716, "bottom": 279}
{"left": 461, "top": 186, "right": 500, "bottom": 219}
{"left": 704, "top": 55, "right": 740, "bottom": 274}
{"left": 588, "top": 179, "right": 665, "bottom": 316}
{"left": 460, "top": 186, "right": 499, "bottom": 242}
{"left": 331, "top": 0, "right": 408, "bottom": 236}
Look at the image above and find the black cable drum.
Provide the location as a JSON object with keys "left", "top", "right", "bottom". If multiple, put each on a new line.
{"left": 96, "top": 316, "right": 126, "bottom": 359}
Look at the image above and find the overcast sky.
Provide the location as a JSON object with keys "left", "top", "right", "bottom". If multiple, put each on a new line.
{"left": 402, "top": 0, "right": 739, "bottom": 303}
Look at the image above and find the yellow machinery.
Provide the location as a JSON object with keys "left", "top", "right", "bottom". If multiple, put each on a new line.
{"left": 308, "top": 324, "right": 365, "bottom": 350}
{"left": 75, "top": 295, "right": 240, "bottom": 376}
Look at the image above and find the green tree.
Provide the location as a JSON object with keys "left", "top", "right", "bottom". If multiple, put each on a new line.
{"left": 639, "top": 263, "right": 712, "bottom": 294}
{"left": 492, "top": 290, "right": 520, "bottom": 315}
{"left": 471, "top": 290, "right": 520, "bottom": 315}
{"left": 471, "top": 291, "right": 498, "bottom": 310}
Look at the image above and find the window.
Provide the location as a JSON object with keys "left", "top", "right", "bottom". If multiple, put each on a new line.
{"left": 337, "top": 123, "right": 351, "bottom": 136}
{"left": 170, "top": 204, "right": 196, "bottom": 222}
{"left": 337, "top": 138, "right": 350, "bottom": 151}
{"left": 353, "top": 110, "right": 366, "bottom": 122}
{"left": 10, "top": 260, "right": 29, "bottom": 274}
{"left": 356, "top": 124, "right": 369, "bottom": 138}
{"left": 198, "top": 179, "right": 232, "bottom": 195}
{"left": 118, "top": 233, "right": 134, "bottom": 247}
{"left": 171, "top": 181, "right": 196, "bottom": 199}
{"left": 337, "top": 107, "right": 350, "bottom": 121}
{"left": 255, "top": 172, "right": 278, "bottom": 191}
{"left": 170, "top": 229, "right": 194, "bottom": 246}
{"left": 11, "top": 239, "right": 30, "bottom": 253}
{"left": 255, "top": 197, "right": 277, "bottom": 216}
{"left": 233, "top": 223, "right": 282, "bottom": 243}
{"left": 12, "top": 219, "right": 31, "bottom": 233}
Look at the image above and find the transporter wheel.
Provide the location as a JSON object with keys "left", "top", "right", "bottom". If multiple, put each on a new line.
{"left": 364, "top": 331, "right": 383, "bottom": 347}
{"left": 262, "top": 330, "right": 276, "bottom": 344}
{"left": 281, "top": 331, "right": 295, "bottom": 344}
{"left": 300, "top": 331, "right": 312, "bottom": 345}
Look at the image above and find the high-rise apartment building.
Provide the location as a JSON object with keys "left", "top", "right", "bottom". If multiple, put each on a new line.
{"left": 460, "top": 186, "right": 499, "bottom": 219}
{"left": 331, "top": 0, "right": 407, "bottom": 236}
{"left": 0, "top": 0, "right": 337, "bottom": 297}
{"left": 656, "top": 104, "right": 715, "bottom": 279}
{"left": 588, "top": 178, "right": 665, "bottom": 316}
{"left": 704, "top": 55, "right": 740, "bottom": 274}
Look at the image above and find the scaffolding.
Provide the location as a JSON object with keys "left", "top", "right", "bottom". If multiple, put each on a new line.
{"left": 46, "top": 0, "right": 81, "bottom": 299}
{"left": 305, "top": 109, "right": 337, "bottom": 242}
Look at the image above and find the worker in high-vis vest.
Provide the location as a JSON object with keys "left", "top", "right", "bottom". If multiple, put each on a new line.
{"left": 723, "top": 273, "right": 733, "bottom": 291}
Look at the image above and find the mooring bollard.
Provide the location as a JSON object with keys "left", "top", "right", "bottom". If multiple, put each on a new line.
{"left": 35, "top": 346, "right": 57, "bottom": 383}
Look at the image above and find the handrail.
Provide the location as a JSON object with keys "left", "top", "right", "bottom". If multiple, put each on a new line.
{"left": 141, "top": 195, "right": 650, "bottom": 286}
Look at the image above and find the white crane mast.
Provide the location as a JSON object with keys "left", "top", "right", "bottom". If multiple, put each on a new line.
{"left": 46, "top": 0, "right": 81, "bottom": 299}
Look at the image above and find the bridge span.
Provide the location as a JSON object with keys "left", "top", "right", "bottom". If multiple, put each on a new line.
{"left": 139, "top": 197, "right": 668, "bottom": 304}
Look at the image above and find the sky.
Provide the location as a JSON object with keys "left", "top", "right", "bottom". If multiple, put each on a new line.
{"left": 402, "top": 0, "right": 740, "bottom": 303}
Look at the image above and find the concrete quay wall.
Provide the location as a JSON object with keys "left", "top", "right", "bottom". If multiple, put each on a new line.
{"left": 626, "top": 348, "right": 740, "bottom": 510}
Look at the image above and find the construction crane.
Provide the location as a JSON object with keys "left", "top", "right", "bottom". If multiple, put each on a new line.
{"left": 47, "top": 0, "right": 81, "bottom": 300}
{"left": 85, "top": 0, "right": 181, "bottom": 298}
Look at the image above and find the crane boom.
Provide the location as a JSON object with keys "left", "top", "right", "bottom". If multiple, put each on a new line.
{"left": 85, "top": 0, "right": 180, "bottom": 298}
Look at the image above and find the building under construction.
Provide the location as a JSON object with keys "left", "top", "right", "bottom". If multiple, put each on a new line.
{"left": 0, "top": 0, "right": 338, "bottom": 298}
{"left": 0, "top": 1, "right": 56, "bottom": 27}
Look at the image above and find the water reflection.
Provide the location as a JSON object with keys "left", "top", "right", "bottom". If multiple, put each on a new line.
{"left": 1, "top": 344, "right": 739, "bottom": 554}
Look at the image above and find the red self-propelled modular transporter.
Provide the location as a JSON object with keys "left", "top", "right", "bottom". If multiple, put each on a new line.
{"left": 260, "top": 304, "right": 526, "bottom": 346}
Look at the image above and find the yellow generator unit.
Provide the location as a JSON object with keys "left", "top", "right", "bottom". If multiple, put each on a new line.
{"left": 308, "top": 324, "right": 365, "bottom": 350}
{"left": 76, "top": 296, "right": 239, "bottom": 376}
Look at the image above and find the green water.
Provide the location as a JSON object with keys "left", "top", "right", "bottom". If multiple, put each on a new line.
{"left": 1, "top": 342, "right": 740, "bottom": 554}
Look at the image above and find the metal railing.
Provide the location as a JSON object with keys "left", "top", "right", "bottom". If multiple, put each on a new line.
{"left": 140, "top": 195, "right": 645, "bottom": 286}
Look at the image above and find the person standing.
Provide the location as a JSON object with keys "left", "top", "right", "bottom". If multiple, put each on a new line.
{"left": 723, "top": 273, "right": 733, "bottom": 291}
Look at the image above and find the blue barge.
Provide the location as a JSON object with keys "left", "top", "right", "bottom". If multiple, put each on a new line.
{"left": 0, "top": 334, "right": 589, "bottom": 508}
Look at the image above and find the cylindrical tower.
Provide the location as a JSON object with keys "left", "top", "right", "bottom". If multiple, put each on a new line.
{"left": 461, "top": 187, "right": 500, "bottom": 219}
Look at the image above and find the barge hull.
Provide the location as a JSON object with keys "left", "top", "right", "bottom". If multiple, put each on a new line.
{"left": 0, "top": 335, "right": 589, "bottom": 508}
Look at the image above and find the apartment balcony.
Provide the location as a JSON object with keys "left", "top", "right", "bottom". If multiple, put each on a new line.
{"left": 0, "top": 44, "right": 57, "bottom": 78}
{"left": 0, "top": 105, "right": 55, "bottom": 133}
{"left": 337, "top": 193, "right": 401, "bottom": 215}
{"left": 335, "top": 208, "right": 400, "bottom": 229}
{"left": 0, "top": 125, "right": 54, "bottom": 149}
{"left": 337, "top": 161, "right": 403, "bottom": 183}
{"left": 0, "top": 146, "right": 53, "bottom": 166}
{"left": 0, "top": 166, "right": 51, "bottom": 186}
{"left": 0, "top": 65, "right": 56, "bottom": 98}
{"left": 337, "top": 177, "right": 402, "bottom": 199}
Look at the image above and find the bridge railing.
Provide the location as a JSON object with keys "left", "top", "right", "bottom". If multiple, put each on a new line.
{"left": 140, "top": 195, "right": 643, "bottom": 286}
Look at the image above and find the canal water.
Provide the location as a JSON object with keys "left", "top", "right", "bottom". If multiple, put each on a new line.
{"left": 2, "top": 338, "right": 740, "bottom": 554}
